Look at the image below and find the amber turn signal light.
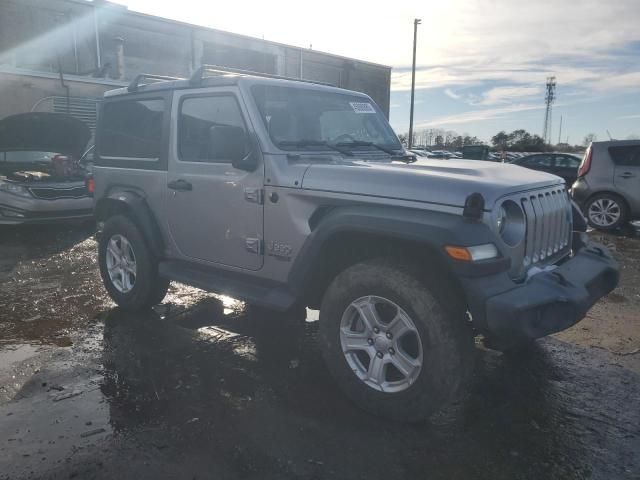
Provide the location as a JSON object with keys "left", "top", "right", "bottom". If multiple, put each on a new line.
{"left": 445, "top": 246, "right": 473, "bottom": 261}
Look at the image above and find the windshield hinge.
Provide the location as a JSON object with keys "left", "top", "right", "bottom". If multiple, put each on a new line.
{"left": 245, "top": 237, "right": 264, "bottom": 255}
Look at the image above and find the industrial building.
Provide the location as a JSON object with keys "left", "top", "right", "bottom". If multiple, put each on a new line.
{"left": 0, "top": 0, "right": 392, "bottom": 133}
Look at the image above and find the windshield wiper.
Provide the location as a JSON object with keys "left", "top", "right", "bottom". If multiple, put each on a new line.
{"left": 334, "top": 141, "right": 416, "bottom": 163}
{"left": 278, "top": 140, "right": 353, "bottom": 156}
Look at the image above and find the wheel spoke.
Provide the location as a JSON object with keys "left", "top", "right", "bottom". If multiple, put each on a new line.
{"left": 341, "top": 330, "right": 372, "bottom": 352}
{"left": 121, "top": 268, "right": 132, "bottom": 291}
{"left": 391, "top": 348, "right": 420, "bottom": 378}
{"left": 122, "top": 263, "right": 136, "bottom": 276}
{"left": 368, "top": 355, "right": 386, "bottom": 385}
{"left": 112, "top": 273, "right": 123, "bottom": 291}
{"left": 387, "top": 312, "right": 413, "bottom": 339}
{"left": 107, "top": 240, "right": 121, "bottom": 261}
{"left": 120, "top": 237, "right": 133, "bottom": 260}
{"left": 353, "top": 297, "right": 382, "bottom": 332}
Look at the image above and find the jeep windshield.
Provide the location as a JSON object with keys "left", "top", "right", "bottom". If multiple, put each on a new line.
{"left": 252, "top": 85, "right": 402, "bottom": 155}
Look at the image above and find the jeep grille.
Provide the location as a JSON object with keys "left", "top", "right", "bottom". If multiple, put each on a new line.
{"left": 520, "top": 186, "right": 572, "bottom": 268}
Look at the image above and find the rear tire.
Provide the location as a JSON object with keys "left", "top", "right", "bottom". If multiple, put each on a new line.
{"left": 585, "top": 193, "right": 628, "bottom": 231}
{"left": 318, "top": 258, "right": 474, "bottom": 422}
{"left": 99, "top": 215, "right": 169, "bottom": 310}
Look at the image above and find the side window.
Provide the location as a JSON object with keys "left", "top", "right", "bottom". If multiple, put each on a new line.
{"left": 179, "top": 95, "right": 247, "bottom": 163}
{"left": 100, "top": 99, "right": 164, "bottom": 158}
{"left": 555, "top": 155, "right": 579, "bottom": 168}
{"left": 523, "top": 155, "right": 553, "bottom": 167}
{"left": 609, "top": 146, "right": 640, "bottom": 166}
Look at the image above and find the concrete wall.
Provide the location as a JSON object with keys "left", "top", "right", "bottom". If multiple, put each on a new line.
{"left": 0, "top": 0, "right": 392, "bottom": 122}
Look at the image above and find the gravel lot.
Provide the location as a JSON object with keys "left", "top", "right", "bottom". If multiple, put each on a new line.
{"left": 0, "top": 223, "right": 638, "bottom": 480}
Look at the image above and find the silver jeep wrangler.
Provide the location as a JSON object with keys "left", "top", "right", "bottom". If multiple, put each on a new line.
{"left": 93, "top": 66, "right": 619, "bottom": 421}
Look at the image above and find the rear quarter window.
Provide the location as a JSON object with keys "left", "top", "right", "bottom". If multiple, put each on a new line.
{"left": 99, "top": 98, "right": 164, "bottom": 159}
{"left": 608, "top": 145, "right": 640, "bottom": 166}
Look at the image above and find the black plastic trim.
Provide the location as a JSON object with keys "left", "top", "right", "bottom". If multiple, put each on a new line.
{"left": 95, "top": 191, "right": 164, "bottom": 256}
{"left": 287, "top": 205, "right": 508, "bottom": 293}
{"left": 159, "top": 260, "right": 295, "bottom": 311}
{"left": 463, "top": 241, "right": 619, "bottom": 341}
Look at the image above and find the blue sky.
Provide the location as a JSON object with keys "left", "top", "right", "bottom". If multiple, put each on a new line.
{"left": 390, "top": 41, "right": 640, "bottom": 142}
{"left": 111, "top": 0, "right": 640, "bottom": 144}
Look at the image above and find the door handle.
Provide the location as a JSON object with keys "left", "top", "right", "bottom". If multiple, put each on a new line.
{"left": 619, "top": 172, "right": 635, "bottom": 179}
{"left": 167, "top": 179, "right": 193, "bottom": 191}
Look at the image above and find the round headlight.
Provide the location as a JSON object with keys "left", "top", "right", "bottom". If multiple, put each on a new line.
{"left": 0, "top": 182, "right": 32, "bottom": 198}
{"left": 497, "top": 200, "right": 525, "bottom": 247}
{"left": 496, "top": 205, "right": 507, "bottom": 234}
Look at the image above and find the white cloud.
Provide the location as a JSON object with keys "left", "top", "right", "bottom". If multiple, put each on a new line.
{"left": 618, "top": 114, "right": 640, "bottom": 120}
{"left": 476, "top": 86, "right": 542, "bottom": 106}
{"left": 587, "top": 72, "right": 640, "bottom": 92}
{"left": 444, "top": 88, "right": 462, "bottom": 100}
{"left": 112, "top": 0, "right": 639, "bottom": 70}
{"left": 417, "top": 103, "right": 545, "bottom": 128}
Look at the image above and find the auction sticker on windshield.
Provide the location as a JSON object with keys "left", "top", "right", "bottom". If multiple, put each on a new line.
{"left": 349, "top": 102, "right": 376, "bottom": 114}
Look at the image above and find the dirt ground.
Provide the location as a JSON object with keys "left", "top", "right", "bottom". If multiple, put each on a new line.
{"left": 555, "top": 226, "right": 640, "bottom": 372}
{"left": 0, "top": 222, "right": 638, "bottom": 480}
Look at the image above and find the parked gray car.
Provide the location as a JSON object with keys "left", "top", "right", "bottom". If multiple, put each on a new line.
{"left": 0, "top": 113, "right": 93, "bottom": 224}
{"left": 572, "top": 140, "right": 640, "bottom": 230}
{"left": 92, "top": 66, "right": 618, "bottom": 422}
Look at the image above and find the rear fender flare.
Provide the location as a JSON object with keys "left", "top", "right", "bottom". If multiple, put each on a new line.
{"left": 95, "top": 190, "right": 164, "bottom": 257}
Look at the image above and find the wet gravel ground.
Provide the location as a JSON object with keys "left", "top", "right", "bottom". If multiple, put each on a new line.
{"left": 0, "top": 223, "right": 639, "bottom": 480}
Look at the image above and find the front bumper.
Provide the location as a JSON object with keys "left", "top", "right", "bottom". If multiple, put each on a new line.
{"left": 0, "top": 192, "right": 93, "bottom": 225}
{"left": 462, "top": 238, "right": 619, "bottom": 342}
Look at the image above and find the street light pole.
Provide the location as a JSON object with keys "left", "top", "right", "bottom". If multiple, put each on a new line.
{"left": 408, "top": 18, "right": 421, "bottom": 149}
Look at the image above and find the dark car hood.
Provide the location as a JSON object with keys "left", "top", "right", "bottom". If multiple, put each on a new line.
{"left": 0, "top": 112, "right": 90, "bottom": 159}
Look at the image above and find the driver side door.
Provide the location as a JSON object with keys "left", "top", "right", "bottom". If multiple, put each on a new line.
{"left": 166, "top": 89, "right": 264, "bottom": 271}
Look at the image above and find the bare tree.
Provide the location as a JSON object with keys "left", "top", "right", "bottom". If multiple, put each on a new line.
{"left": 583, "top": 133, "right": 597, "bottom": 146}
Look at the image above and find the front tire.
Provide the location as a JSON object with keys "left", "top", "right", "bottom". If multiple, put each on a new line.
{"left": 318, "top": 259, "right": 474, "bottom": 422}
{"left": 98, "top": 215, "right": 169, "bottom": 310}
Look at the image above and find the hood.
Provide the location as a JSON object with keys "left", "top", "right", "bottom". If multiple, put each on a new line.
{"left": 0, "top": 112, "right": 90, "bottom": 159}
{"left": 301, "top": 158, "right": 564, "bottom": 209}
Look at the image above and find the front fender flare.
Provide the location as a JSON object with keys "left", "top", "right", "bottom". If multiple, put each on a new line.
{"left": 287, "top": 205, "right": 505, "bottom": 290}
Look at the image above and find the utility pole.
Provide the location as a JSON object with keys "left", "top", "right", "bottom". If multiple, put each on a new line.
{"left": 542, "top": 76, "right": 556, "bottom": 145}
{"left": 557, "top": 115, "right": 563, "bottom": 145}
{"left": 408, "top": 18, "right": 421, "bottom": 149}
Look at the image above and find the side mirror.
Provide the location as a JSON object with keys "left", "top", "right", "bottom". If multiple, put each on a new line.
{"left": 208, "top": 126, "right": 259, "bottom": 172}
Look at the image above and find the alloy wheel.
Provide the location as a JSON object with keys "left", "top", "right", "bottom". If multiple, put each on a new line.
{"left": 105, "top": 234, "right": 137, "bottom": 293}
{"left": 588, "top": 198, "right": 621, "bottom": 228}
{"left": 339, "top": 295, "right": 423, "bottom": 393}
